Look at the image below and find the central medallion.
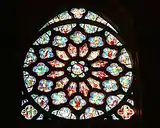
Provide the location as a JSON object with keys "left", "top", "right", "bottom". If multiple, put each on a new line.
{"left": 72, "top": 63, "right": 84, "bottom": 75}
{"left": 67, "top": 61, "right": 88, "bottom": 78}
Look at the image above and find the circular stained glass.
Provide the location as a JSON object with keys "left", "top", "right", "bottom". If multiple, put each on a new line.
{"left": 22, "top": 8, "right": 134, "bottom": 120}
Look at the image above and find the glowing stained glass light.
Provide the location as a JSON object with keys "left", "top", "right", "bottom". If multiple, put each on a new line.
{"left": 105, "top": 31, "right": 122, "bottom": 46}
{"left": 33, "top": 31, "right": 51, "bottom": 45}
{"left": 31, "top": 94, "right": 49, "bottom": 111}
{"left": 79, "top": 43, "right": 88, "bottom": 57}
{"left": 85, "top": 11, "right": 98, "bottom": 21}
{"left": 33, "top": 63, "right": 49, "bottom": 76}
{"left": 51, "top": 91, "right": 67, "bottom": 105}
{"left": 106, "top": 63, "right": 122, "bottom": 76}
{"left": 53, "top": 24, "right": 76, "bottom": 34}
{"left": 106, "top": 95, "right": 124, "bottom": 111}
{"left": 67, "top": 82, "right": 77, "bottom": 96}
{"left": 119, "top": 72, "right": 133, "bottom": 92}
{"left": 79, "top": 82, "right": 89, "bottom": 97}
{"left": 79, "top": 24, "right": 103, "bottom": 34}
{"left": 21, "top": 105, "right": 37, "bottom": 120}
{"left": 56, "top": 50, "right": 69, "bottom": 60}
{"left": 80, "top": 107, "right": 104, "bottom": 119}
{"left": 48, "top": 59, "right": 65, "bottom": 68}
{"left": 87, "top": 77, "right": 101, "bottom": 89}
{"left": 52, "top": 107, "right": 76, "bottom": 119}
{"left": 102, "top": 48, "right": 117, "bottom": 59}
{"left": 92, "top": 71, "right": 108, "bottom": 79}
{"left": 68, "top": 43, "right": 77, "bottom": 57}
{"left": 67, "top": 61, "right": 88, "bottom": 78}
{"left": 117, "top": 105, "right": 134, "bottom": 120}
{"left": 58, "top": 11, "right": 72, "bottom": 21}
{"left": 118, "top": 48, "right": 132, "bottom": 68}
{"left": 91, "top": 60, "right": 108, "bottom": 68}
{"left": 39, "top": 47, "right": 54, "bottom": 59}
{"left": 96, "top": 16, "right": 107, "bottom": 25}
{"left": 71, "top": 8, "right": 85, "bottom": 19}
{"left": 23, "top": 71, "right": 36, "bottom": 92}
{"left": 38, "top": 79, "right": 53, "bottom": 92}
{"left": 89, "top": 92, "right": 105, "bottom": 105}
{"left": 102, "top": 79, "right": 118, "bottom": 92}
{"left": 23, "top": 48, "right": 37, "bottom": 68}
{"left": 69, "top": 95, "right": 86, "bottom": 110}
{"left": 87, "top": 50, "right": 100, "bottom": 61}
{"left": 70, "top": 31, "right": 86, "bottom": 44}
{"left": 52, "top": 36, "right": 68, "bottom": 48}
{"left": 47, "top": 71, "right": 64, "bottom": 79}
{"left": 88, "top": 36, "right": 104, "bottom": 48}
{"left": 22, "top": 8, "right": 135, "bottom": 120}
{"left": 55, "top": 77, "right": 69, "bottom": 89}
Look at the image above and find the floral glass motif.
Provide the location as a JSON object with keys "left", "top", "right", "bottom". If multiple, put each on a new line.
{"left": 21, "top": 105, "right": 37, "bottom": 120}
{"left": 106, "top": 63, "right": 122, "bottom": 76}
{"left": 33, "top": 63, "right": 49, "bottom": 76}
{"left": 102, "top": 79, "right": 118, "bottom": 92}
{"left": 102, "top": 48, "right": 117, "bottom": 59}
{"left": 69, "top": 95, "right": 86, "bottom": 110}
{"left": 89, "top": 92, "right": 105, "bottom": 105}
{"left": 88, "top": 36, "right": 104, "bottom": 48}
{"left": 67, "top": 61, "right": 88, "bottom": 78}
{"left": 39, "top": 47, "right": 54, "bottom": 59}
{"left": 51, "top": 91, "right": 67, "bottom": 105}
{"left": 70, "top": 31, "right": 86, "bottom": 44}
{"left": 22, "top": 8, "right": 135, "bottom": 121}
{"left": 52, "top": 36, "right": 68, "bottom": 48}
{"left": 38, "top": 79, "right": 53, "bottom": 92}
{"left": 117, "top": 105, "right": 134, "bottom": 120}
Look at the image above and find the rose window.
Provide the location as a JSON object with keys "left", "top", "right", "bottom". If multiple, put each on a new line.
{"left": 21, "top": 8, "right": 137, "bottom": 120}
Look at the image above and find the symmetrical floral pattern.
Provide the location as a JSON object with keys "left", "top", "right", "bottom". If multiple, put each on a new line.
{"left": 22, "top": 8, "right": 135, "bottom": 121}
{"left": 117, "top": 105, "right": 134, "bottom": 120}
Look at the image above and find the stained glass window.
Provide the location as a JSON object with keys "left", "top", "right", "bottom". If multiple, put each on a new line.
{"left": 21, "top": 8, "right": 140, "bottom": 121}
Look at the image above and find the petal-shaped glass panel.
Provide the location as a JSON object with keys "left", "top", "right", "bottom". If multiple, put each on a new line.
{"left": 79, "top": 43, "right": 88, "bottom": 57}
{"left": 88, "top": 36, "right": 104, "bottom": 48}
{"left": 56, "top": 50, "right": 69, "bottom": 60}
{"left": 68, "top": 43, "right": 77, "bottom": 57}
{"left": 87, "top": 77, "right": 101, "bottom": 89}
{"left": 87, "top": 50, "right": 100, "bottom": 61}
{"left": 52, "top": 36, "right": 68, "bottom": 48}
